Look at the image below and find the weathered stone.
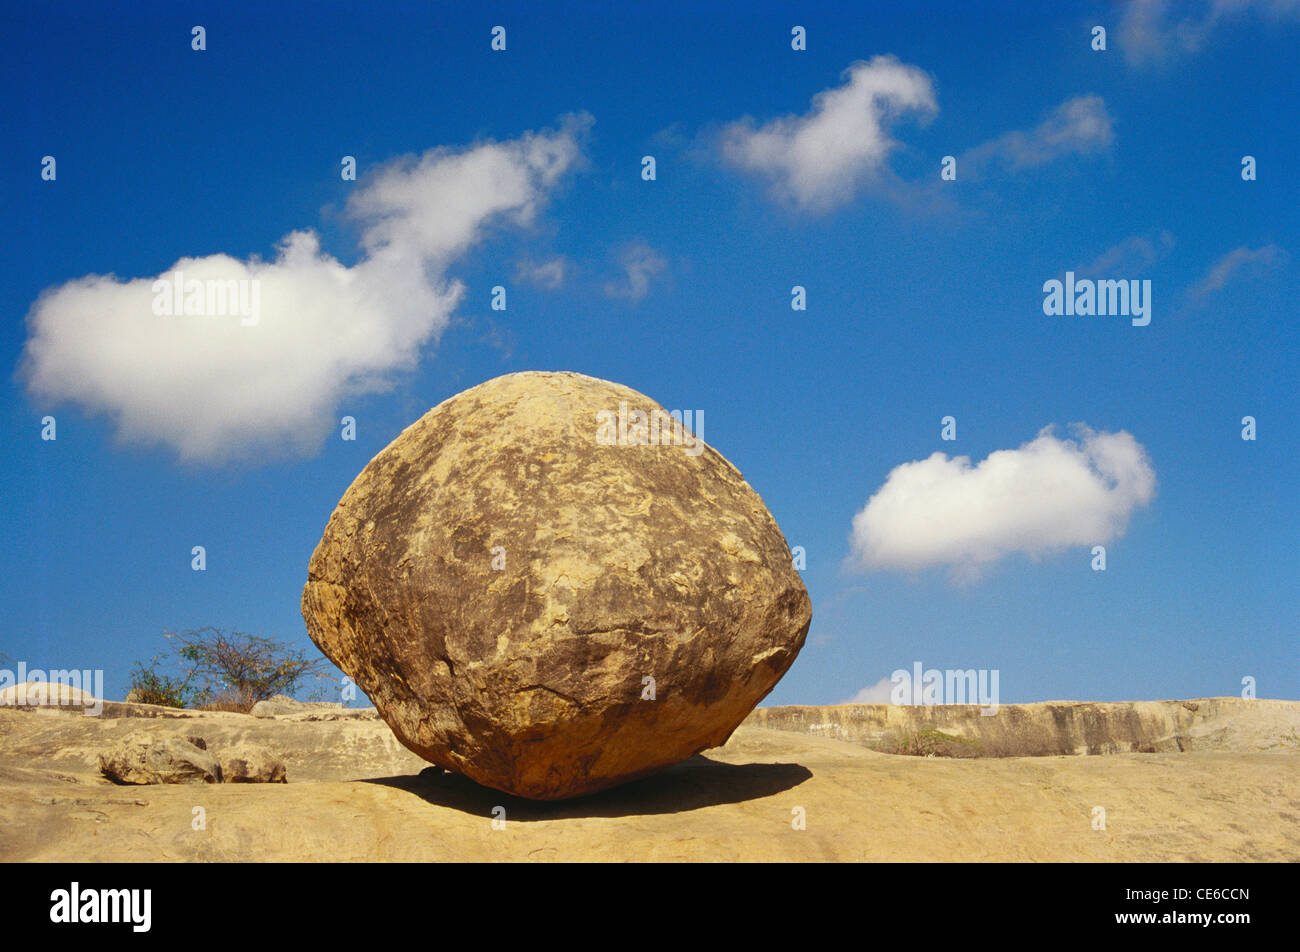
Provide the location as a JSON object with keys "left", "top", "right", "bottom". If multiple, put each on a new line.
{"left": 302, "top": 371, "right": 811, "bottom": 799}
{"left": 217, "top": 744, "right": 287, "bottom": 783}
{"left": 0, "top": 682, "right": 96, "bottom": 709}
{"left": 98, "top": 736, "right": 221, "bottom": 784}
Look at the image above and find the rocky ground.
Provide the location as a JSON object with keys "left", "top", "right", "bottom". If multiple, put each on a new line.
{"left": 1, "top": 697, "right": 1296, "bottom": 861}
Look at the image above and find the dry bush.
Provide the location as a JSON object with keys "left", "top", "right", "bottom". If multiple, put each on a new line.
{"left": 192, "top": 691, "right": 251, "bottom": 714}
{"left": 880, "top": 728, "right": 984, "bottom": 758}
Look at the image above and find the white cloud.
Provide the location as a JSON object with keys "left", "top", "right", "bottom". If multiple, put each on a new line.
{"left": 1119, "top": 0, "right": 1300, "bottom": 66}
{"left": 514, "top": 256, "right": 568, "bottom": 290}
{"left": 848, "top": 425, "right": 1156, "bottom": 579}
{"left": 1078, "top": 230, "right": 1175, "bottom": 278}
{"left": 718, "top": 56, "right": 936, "bottom": 211}
{"left": 843, "top": 678, "right": 895, "bottom": 705}
{"left": 1188, "top": 244, "right": 1288, "bottom": 300}
{"left": 18, "top": 114, "right": 591, "bottom": 464}
{"left": 1119, "top": 0, "right": 1214, "bottom": 65}
{"left": 603, "top": 242, "right": 666, "bottom": 302}
{"left": 963, "top": 96, "right": 1113, "bottom": 173}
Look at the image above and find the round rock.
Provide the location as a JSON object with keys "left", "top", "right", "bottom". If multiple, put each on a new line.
{"left": 301, "top": 371, "right": 810, "bottom": 799}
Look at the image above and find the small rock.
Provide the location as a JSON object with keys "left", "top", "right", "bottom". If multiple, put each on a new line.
{"left": 99, "top": 736, "right": 221, "bottom": 784}
{"left": 217, "top": 744, "right": 287, "bottom": 783}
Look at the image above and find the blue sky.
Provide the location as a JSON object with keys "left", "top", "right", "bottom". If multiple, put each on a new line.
{"left": 2, "top": 0, "right": 1296, "bottom": 706}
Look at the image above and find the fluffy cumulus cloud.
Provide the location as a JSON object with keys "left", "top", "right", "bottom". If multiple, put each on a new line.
{"left": 849, "top": 425, "right": 1156, "bottom": 579}
{"left": 963, "top": 96, "right": 1113, "bottom": 173}
{"left": 1188, "top": 244, "right": 1288, "bottom": 300}
{"left": 843, "top": 678, "right": 895, "bottom": 705}
{"left": 718, "top": 56, "right": 937, "bottom": 210}
{"left": 18, "top": 114, "right": 591, "bottom": 464}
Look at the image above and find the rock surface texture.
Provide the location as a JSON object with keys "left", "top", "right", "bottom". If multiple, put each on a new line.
{"left": 302, "top": 371, "right": 811, "bottom": 799}
{"left": 4, "top": 699, "right": 1297, "bottom": 861}
{"left": 250, "top": 694, "right": 348, "bottom": 717}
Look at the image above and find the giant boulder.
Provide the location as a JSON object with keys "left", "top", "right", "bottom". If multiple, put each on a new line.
{"left": 301, "top": 371, "right": 810, "bottom": 799}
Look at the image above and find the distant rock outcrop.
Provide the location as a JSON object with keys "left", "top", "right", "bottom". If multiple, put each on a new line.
{"left": 0, "top": 682, "right": 96, "bottom": 708}
{"left": 749, "top": 697, "right": 1300, "bottom": 756}
{"left": 302, "top": 371, "right": 811, "bottom": 800}
{"left": 250, "top": 694, "right": 343, "bottom": 717}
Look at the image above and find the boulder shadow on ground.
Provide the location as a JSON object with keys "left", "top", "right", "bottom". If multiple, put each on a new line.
{"left": 363, "top": 754, "right": 812, "bottom": 820}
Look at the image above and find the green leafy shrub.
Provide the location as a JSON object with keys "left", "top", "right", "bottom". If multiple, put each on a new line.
{"left": 127, "top": 660, "right": 194, "bottom": 708}
{"left": 128, "top": 628, "right": 331, "bottom": 713}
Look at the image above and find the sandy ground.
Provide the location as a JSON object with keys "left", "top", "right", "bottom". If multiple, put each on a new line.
{"left": 1, "top": 701, "right": 1296, "bottom": 861}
